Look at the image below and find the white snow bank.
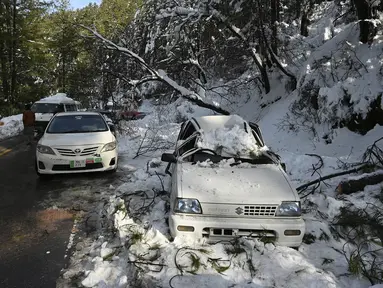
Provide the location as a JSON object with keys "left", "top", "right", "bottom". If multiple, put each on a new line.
{"left": 0, "top": 114, "right": 23, "bottom": 140}
{"left": 37, "top": 93, "right": 75, "bottom": 103}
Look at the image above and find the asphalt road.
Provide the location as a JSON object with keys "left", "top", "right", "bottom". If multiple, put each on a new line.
{"left": 0, "top": 135, "right": 118, "bottom": 288}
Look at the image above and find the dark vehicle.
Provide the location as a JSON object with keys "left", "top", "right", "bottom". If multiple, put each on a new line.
{"left": 119, "top": 111, "right": 147, "bottom": 120}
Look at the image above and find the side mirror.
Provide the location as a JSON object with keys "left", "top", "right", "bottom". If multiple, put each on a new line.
{"left": 109, "top": 124, "right": 115, "bottom": 132}
{"left": 161, "top": 153, "right": 177, "bottom": 163}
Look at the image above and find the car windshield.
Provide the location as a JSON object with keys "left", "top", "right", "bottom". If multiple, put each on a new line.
{"left": 46, "top": 114, "right": 108, "bottom": 134}
{"left": 176, "top": 132, "right": 276, "bottom": 165}
{"left": 31, "top": 103, "right": 64, "bottom": 113}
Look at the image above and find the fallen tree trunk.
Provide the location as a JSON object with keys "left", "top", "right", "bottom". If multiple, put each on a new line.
{"left": 336, "top": 170, "right": 383, "bottom": 195}
{"left": 296, "top": 164, "right": 374, "bottom": 192}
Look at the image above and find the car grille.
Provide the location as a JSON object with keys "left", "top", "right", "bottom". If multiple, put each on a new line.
{"left": 243, "top": 205, "right": 278, "bottom": 216}
{"left": 202, "top": 203, "right": 278, "bottom": 217}
{"left": 55, "top": 146, "right": 99, "bottom": 157}
{"left": 52, "top": 163, "right": 103, "bottom": 171}
{"left": 80, "top": 147, "right": 99, "bottom": 156}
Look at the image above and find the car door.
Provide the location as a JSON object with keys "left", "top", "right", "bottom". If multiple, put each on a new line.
{"left": 165, "top": 121, "right": 198, "bottom": 176}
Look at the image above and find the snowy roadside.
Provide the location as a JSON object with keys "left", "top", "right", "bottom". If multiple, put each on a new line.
{"left": 57, "top": 100, "right": 382, "bottom": 288}
{"left": 0, "top": 114, "right": 23, "bottom": 140}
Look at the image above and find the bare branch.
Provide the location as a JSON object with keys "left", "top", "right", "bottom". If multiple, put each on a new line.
{"left": 296, "top": 164, "right": 374, "bottom": 192}
{"left": 79, "top": 25, "right": 230, "bottom": 115}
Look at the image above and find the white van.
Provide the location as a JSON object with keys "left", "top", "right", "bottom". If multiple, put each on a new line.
{"left": 31, "top": 95, "right": 81, "bottom": 137}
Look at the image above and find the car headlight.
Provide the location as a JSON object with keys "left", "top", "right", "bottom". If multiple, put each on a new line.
{"left": 275, "top": 201, "right": 301, "bottom": 217}
{"left": 174, "top": 198, "right": 202, "bottom": 214}
{"left": 101, "top": 141, "right": 116, "bottom": 152}
{"left": 37, "top": 144, "right": 55, "bottom": 155}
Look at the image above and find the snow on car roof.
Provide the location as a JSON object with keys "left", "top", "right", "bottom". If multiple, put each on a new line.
{"left": 35, "top": 93, "right": 76, "bottom": 104}
{"left": 193, "top": 115, "right": 266, "bottom": 157}
{"left": 193, "top": 114, "right": 249, "bottom": 133}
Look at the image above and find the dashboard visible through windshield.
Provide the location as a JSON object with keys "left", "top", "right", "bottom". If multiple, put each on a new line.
{"left": 46, "top": 115, "right": 108, "bottom": 134}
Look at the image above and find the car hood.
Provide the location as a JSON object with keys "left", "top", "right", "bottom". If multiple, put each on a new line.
{"left": 178, "top": 163, "right": 298, "bottom": 204}
{"left": 40, "top": 131, "right": 114, "bottom": 147}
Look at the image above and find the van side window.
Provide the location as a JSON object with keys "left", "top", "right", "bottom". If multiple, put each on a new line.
{"left": 65, "top": 104, "right": 76, "bottom": 111}
{"left": 57, "top": 104, "right": 65, "bottom": 113}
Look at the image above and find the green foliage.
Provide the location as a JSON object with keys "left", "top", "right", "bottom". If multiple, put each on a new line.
{"left": 348, "top": 253, "right": 362, "bottom": 276}
{"left": 130, "top": 231, "right": 143, "bottom": 244}
{"left": 0, "top": 0, "right": 140, "bottom": 116}
{"left": 187, "top": 253, "right": 201, "bottom": 274}
{"left": 209, "top": 258, "right": 231, "bottom": 274}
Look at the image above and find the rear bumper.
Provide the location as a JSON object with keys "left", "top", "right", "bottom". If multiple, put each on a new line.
{"left": 36, "top": 150, "right": 118, "bottom": 174}
{"left": 169, "top": 214, "right": 305, "bottom": 247}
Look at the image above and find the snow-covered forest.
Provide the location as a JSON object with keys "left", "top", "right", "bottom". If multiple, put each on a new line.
{"left": 1, "top": 0, "right": 383, "bottom": 287}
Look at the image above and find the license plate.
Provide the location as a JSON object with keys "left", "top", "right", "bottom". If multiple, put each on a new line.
{"left": 70, "top": 160, "right": 86, "bottom": 168}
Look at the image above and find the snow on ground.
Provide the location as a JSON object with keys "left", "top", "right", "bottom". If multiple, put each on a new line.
{"left": 58, "top": 97, "right": 382, "bottom": 288}
{"left": 0, "top": 114, "right": 23, "bottom": 140}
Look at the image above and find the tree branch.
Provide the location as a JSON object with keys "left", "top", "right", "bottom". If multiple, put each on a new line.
{"left": 296, "top": 164, "right": 373, "bottom": 192}
{"left": 210, "top": 9, "right": 271, "bottom": 94}
{"left": 80, "top": 25, "right": 230, "bottom": 115}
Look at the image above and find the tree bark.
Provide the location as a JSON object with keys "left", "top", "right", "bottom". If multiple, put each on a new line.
{"left": 352, "top": 0, "right": 376, "bottom": 44}
{"left": 295, "top": 0, "right": 302, "bottom": 19}
{"left": 296, "top": 164, "right": 374, "bottom": 192}
{"left": 10, "top": 0, "right": 17, "bottom": 103}
{"left": 0, "top": 1, "right": 10, "bottom": 104}
{"left": 261, "top": 25, "right": 297, "bottom": 90}
{"left": 336, "top": 171, "right": 383, "bottom": 195}
{"left": 300, "top": 12, "right": 309, "bottom": 36}
{"left": 271, "top": 0, "right": 279, "bottom": 55}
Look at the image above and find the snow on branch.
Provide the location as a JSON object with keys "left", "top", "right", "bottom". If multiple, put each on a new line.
{"left": 80, "top": 25, "right": 230, "bottom": 115}
{"left": 151, "top": 4, "right": 270, "bottom": 92}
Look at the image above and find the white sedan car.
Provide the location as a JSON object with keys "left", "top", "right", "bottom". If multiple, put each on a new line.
{"left": 35, "top": 111, "right": 118, "bottom": 176}
{"left": 161, "top": 115, "right": 305, "bottom": 247}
